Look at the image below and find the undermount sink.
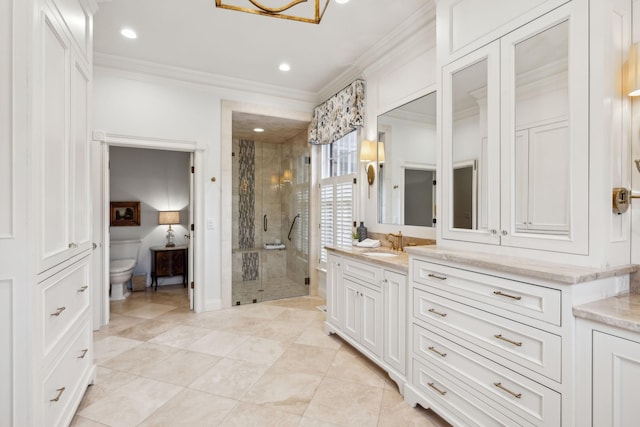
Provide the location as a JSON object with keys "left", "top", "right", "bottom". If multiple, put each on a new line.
{"left": 363, "top": 251, "right": 401, "bottom": 258}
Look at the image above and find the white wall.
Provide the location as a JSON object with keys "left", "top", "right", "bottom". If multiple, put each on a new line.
{"left": 109, "top": 147, "right": 190, "bottom": 285}
{"left": 93, "top": 69, "right": 314, "bottom": 309}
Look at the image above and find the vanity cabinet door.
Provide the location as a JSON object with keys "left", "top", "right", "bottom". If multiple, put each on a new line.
{"left": 343, "top": 276, "right": 382, "bottom": 358}
{"left": 383, "top": 270, "right": 406, "bottom": 374}
{"left": 593, "top": 331, "right": 640, "bottom": 427}
{"left": 326, "top": 253, "right": 343, "bottom": 328}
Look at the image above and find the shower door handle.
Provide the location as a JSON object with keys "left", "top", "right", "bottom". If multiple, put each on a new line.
{"left": 264, "top": 215, "right": 267, "bottom": 232}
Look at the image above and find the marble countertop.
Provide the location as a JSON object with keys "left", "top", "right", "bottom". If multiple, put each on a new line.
{"left": 403, "top": 245, "right": 637, "bottom": 285}
{"left": 326, "top": 246, "right": 409, "bottom": 272}
{"left": 573, "top": 293, "right": 640, "bottom": 332}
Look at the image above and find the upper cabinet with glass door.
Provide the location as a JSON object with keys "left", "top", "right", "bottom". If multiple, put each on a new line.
{"left": 441, "top": 1, "right": 588, "bottom": 254}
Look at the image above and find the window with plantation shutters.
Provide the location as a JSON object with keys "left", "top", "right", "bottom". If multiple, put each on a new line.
{"left": 319, "top": 131, "right": 357, "bottom": 267}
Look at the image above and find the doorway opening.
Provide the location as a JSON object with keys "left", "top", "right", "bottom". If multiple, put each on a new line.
{"left": 94, "top": 133, "right": 204, "bottom": 329}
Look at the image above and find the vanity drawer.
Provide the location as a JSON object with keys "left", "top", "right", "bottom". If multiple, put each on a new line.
{"left": 413, "top": 259, "right": 561, "bottom": 325}
{"left": 413, "top": 323, "right": 561, "bottom": 426}
{"left": 412, "top": 288, "right": 561, "bottom": 381}
{"left": 42, "top": 318, "right": 92, "bottom": 427}
{"left": 41, "top": 258, "right": 90, "bottom": 358}
{"left": 411, "top": 357, "right": 526, "bottom": 427}
{"left": 342, "top": 258, "right": 382, "bottom": 287}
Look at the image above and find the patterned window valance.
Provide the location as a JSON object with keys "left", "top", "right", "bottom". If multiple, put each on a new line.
{"left": 308, "top": 79, "right": 365, "bottom": 145}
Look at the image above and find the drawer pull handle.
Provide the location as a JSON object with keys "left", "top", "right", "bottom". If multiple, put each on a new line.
{"left": 428, "top": 273, "right": 447, "bottom": 281}
{"left": 428, "top": 308, "right": 447, "bottom": 317}
{"left": 428, "top": 346, "right": 447, "bottom": 358}
{"left": 78, "top": 349, "right": 88, "bottom": 359}
{"left": 50, "top": 387, "right": 66, "bottom": 402}
{"left": 493, "top": 291, "right": 521, "bottom": 301}
{"left": 78, "top": 285, "right": 88, "bottom": 293}
{"left": 494, "top": 334, "right": 522, "bottom": 347}
{"left": 427, "top": 382, "right": 447, "bottom": 396}
{"left": 493, "top": 382, "right": 522, "bottom": 399}
{"left": 50, "top": 307, "right": 66, "bottom": 317}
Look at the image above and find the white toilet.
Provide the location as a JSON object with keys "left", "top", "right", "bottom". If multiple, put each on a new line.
{"left": 110, "top": 239, "right": 142, "bottom": 301}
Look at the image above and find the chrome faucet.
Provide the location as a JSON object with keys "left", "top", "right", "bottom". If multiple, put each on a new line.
{"left": 386, "top": 231, "right": 403, "bottom": 251}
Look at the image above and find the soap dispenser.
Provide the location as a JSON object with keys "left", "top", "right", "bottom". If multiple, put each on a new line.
{"left": 357, "top": 222, "right": 367, "bottom": 242}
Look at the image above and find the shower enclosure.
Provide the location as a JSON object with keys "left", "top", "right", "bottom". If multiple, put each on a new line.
{"left": 232, "top": 136, "right": 310, "bottom": 304}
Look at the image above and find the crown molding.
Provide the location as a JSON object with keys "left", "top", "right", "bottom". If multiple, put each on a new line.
{"left": 317, "top": 1, "right": 436, "bottom": 101}
{"left": 94, "top": 53, "right": 318, "bottom": 106}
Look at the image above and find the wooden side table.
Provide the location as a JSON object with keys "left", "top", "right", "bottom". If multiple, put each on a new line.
{"left": 150, "top": 245, "right": 188, "bottom": 291}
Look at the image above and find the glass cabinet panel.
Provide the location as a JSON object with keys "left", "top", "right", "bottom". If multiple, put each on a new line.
{"left": 451, "top": 59, "right": 487, "bottom": 231}
{"left": 512, "top": 20, "right": 569, "bottom": 236}
{"left": 499, "top": 1, "right": 588, "bottom": 254}
{"left": 442, "top": 42, "right": 500, "bottom": 245}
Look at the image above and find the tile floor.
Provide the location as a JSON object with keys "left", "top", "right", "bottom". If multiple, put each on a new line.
{"left": 72, "top": 285, "right": 450, "bottom": 427}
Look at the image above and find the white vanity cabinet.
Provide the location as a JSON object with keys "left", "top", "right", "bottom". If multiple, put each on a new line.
{"left": 325, "top": 250, "right": 408, "bottom": 389}
{"left": 440, "top": 1, "right": 588, "bottom": 255}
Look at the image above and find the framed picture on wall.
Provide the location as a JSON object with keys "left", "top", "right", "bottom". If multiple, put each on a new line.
{"left": 110, "top": 201, "right": 141, "bottom": 226}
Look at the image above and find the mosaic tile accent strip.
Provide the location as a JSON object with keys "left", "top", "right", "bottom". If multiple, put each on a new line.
{"left": 242, "top": 252, "right": 259, "bottom": 281}
{"left": 238, "top": 140, "right": 255, "bottom": 249}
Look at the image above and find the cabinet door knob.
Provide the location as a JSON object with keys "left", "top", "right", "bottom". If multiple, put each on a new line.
{"left": 78, "top": 349, "right": 89, "bottom": 359}
{"left": 78, "top": 285, "right": 88, "bottom": 293}
{"left": 501, "top": 230, "right": 508, "bottom": 236}
{"left": 490, "top": 229, "right": 498, "bottom": 235}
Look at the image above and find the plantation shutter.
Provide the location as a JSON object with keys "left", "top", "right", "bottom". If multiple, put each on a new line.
{"left": 319, "top": 179, "right": 354, "bottom": 265}
{"left": 335, "top": 182, "right": 353, "bottom": 249}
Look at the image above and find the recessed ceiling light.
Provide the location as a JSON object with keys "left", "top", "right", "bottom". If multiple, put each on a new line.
{"left": 279, "top": 63, "right": 291, "bottom": 72}
{"left": 335, "top": 0, "right": 350, "bottom": 3}
{"left": 120, "top": 28, "right": 137, "bottom": 39}
{"left": 254, "top": 128, "right": 264, "bottom": 133}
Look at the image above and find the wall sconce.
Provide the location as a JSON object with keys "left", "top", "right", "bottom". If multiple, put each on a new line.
{"left": 281, "top": 169, "right": 292, "bottom": 184}
{"left": 158, "top": 211, "right": 180, "bottom": 247}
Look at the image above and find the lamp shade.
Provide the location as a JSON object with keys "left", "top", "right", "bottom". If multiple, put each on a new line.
{"left": 629, "top": 42, "right": 640, "bottom": 96}
{"left": 158, "top": 211, "right": 180, "bottom": 225}
{"left": 360, "top": 140, "right": 377, "bottom": 162}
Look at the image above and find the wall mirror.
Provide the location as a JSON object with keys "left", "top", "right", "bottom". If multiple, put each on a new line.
{"left": 377, "top": 91, "right": 437, "bottom": 226}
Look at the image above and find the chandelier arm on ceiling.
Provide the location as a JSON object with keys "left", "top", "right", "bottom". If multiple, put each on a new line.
{"left": 247, "top": 0, "right": 307, "bottom": 13}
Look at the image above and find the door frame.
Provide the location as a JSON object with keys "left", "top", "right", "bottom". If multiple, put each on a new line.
{"left": 92, "top": 131, "right": 206, "bottom": 328}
